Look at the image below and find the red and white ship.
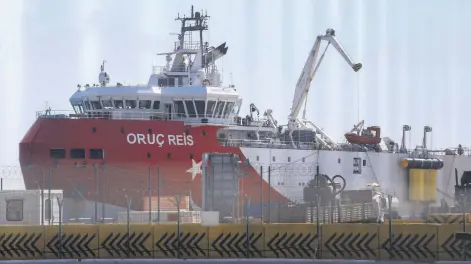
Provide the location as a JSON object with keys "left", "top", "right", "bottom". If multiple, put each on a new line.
{"left": 19, "top": 6, "right": 471, "bottom": 221}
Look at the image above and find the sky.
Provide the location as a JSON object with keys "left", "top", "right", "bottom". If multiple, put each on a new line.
{"left": 0, "top": 0, "right": 470, "bottom": 188}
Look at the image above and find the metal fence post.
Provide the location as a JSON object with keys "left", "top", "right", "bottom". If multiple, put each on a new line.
{"left": 102, "top": 165, "right": 105, "bottom": 221}
{"left": 176, "top": 195, "right": 181, "bottom": 259}
{"left": 94, "top": 164, "right": 98, "bottom": 223}
{"left": 260, "top": 166, "right": 263, "bottom": 222}
{"left": 57, "top": 197, "right": 63, "bottom": 259}
{"left": 157, "top": 167, "right": 161, "bottom": 223}
{"left": 388, "top": 195, "right": 392, "bottom": 260}
{"left": 48, "top": 167, "right": 52, "bottom": 225}
{"left": 41, "top": 168, "right": 44, "bottom": 226}
{"left": 245, "top": 194, "right": 251, "bottom": 258}
{"left": 148, "top": 166, "right": 152, "bottom": 223}
{"left": 125, "top": 195, "right": 132, "bottom": 258}
{"left": 267, "top": 166, "right": 271, "bottom": 223}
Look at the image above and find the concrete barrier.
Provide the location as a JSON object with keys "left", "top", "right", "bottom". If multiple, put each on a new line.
{"left": 0, "top": 223, "right": 469, "bottom": 261}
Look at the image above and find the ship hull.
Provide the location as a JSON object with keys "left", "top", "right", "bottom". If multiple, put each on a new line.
{"left": 19, "top": 118, "right": 287, "bottom": 215}
{"left": 19, "top": 118, "right": 471, "bottom": 219}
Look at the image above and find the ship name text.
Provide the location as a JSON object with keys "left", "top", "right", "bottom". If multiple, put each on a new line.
{"left": 126, "top": 133, "right": 194, "bottom": 147}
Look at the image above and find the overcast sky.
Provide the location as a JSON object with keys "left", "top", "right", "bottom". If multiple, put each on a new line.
{"left": 0, "top": 0, "right": 470, "bottom": 188}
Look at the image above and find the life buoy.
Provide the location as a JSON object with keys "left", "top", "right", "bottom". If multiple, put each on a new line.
{"left": 202, "top": 79, "right": 210, "bottom": 86}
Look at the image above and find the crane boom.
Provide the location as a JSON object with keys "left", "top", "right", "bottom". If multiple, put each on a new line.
{"left": 288, "top": 29, "right": 362, "bottom": 131}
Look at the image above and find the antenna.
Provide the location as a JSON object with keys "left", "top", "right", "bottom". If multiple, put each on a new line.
{"left": 101, "top": 60, "right": 106, "bottom": 72}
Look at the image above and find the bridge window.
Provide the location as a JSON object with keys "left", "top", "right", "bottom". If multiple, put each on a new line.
{"left": 91, "top": 101, "right": 102, "bottom": 110}
{"left": 72, "top": 105, "right": 84, "bottom": 114}
{"left": 6, "top": 199, "right": 23, "bottom": 221}
{"left": 224, "top": 102, "right": 235, "bottom": 118}
{"left": 206, "top": 101, "right": 216, "bottom": 117}
{"left": 139, "top": 100, "right": 152, "bottom": 109}
{"left": 153, "top": 101, "right": 160, "bottom": 110}
{"left": 82, "top": 102, "right": 90, "bottom": 110}
{"left": 194, "top": 101, "right": 205, "bottom": 118}
{"left": 174, "top": 100, "right": 186, "bottom": 117}
{"left": 90, "top": 149, "right": 104, "bottom": 159}
{"left": 102, "top": 100, "right": 113, "bottom": 108}
{"left": 114, "top": 100, "right": 124, "bottom": 109}
{"left": 232, "top": 104, "right": 240, "bottom": 115}
{"left": 50, "top": 148, "right": 66, "bottom": 159}
{"left": 70, "top": 148, "right": 86, "bottom": 159}
{"left": 215, "top": 101, "right": 225, "bottom": 118}
{"left": 185, "top": 100, "right": 196, "bottom": 118}
{"left": 125, "top": 100, "right": 137, "bottom": 109}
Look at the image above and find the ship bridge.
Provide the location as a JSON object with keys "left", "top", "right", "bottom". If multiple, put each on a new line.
{"left": 64, "top": 8, "right": 241, "bottom": 126}
{"left": 68, "top": 72, "right": 241, "bottom": 125}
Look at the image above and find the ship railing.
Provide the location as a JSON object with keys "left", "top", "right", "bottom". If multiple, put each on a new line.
{"left": 36, "top": 110, "right": 235, "bottom": 125}
{"left": 174, "top": 41, "right": 201, "bottom": 51}
{"left": 218, "top": 137, "right": 471, "bottom": 155}
{"left": 153, "top": 65, "right": 189, "bottom": 74}
{"left": 219, "top": 138, "right": 318, "bottom": 150}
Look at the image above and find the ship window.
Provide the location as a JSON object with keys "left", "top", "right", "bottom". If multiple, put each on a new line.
{"left": 125, "top": 100, "right": 137, "bottom": 109}
{"left": 302, "top": 157, "right": 305, "bottom": 163}
{"left": 232, "top": 104, "right": 240, "bottom": 115}
{"left": 223, "top": 102, "right": 235, "bottom": 118}
{"left": 74, "top": 104, "right": 84, "bottom": 113}
{"left": 139, "top": 100, "right": 152, "bottom": 109}
{"left": 215, "top": 101, "right": 225, "bottom": 118}
{"left": 70, "top": 148, "right": 86, "bottom": 159}
{"left": 102, "top": 100, "right": 113, "bottom": 108}
{"left": 153, "top": 101, "right": 160, "bottom": 110}
{"left": 72, "top": 105, "right": 83, "bottom": 114}
{"left": 363, "top": 159, "right": 366, "bottom": 166}
{"left": 50, "top": 148, "right": 66, "bottom": 159}
{"left": 288, "top": 157, "right": 291, "bottom": 162}
{"left": 185, "top": 100, "right": 196, "bottom": 118}
{"left": 206, "top": 101, "right": 216, "bottom": 117}
{"left": 353, "top": 157, "right": 362, "bottom": 174}
{"left": 194, "top": 100, "right": 205, "bottom": 118}
{"left": 338, "top": 158, "right": 341, "bottom": 164}
{"left": 83, "top": 101, "right": 90, "bottom": 110}
{"left": 89, "top": 149, "right": 104, "bottom": 159}
{"left": 256, "top": 156, "right": 259, "bottom": 161}
{"left": 272, "top": 156, "right": 276, "bottom": 162}
{"left": 91, "top": 101, "right": 102, "bottom": 110}
{"left": 114, "top": 100, "right": 124, "bottom": 109}
{"left": 44, "top": 198, "right": 51, "bottom": 221}
{"left": 174, "top": 100, "right": 186, "bottom": 118}
{"left": 6, "top": 199, "right": 23, "bottom": 221}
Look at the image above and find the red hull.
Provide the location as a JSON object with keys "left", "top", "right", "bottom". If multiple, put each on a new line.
{"left": 19, "top": 119, "right": 288, "bottom": 212}
{"left": 344, "top": 133, "right": 381, "bottom": 145}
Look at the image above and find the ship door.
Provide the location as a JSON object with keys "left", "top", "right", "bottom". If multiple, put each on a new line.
{"left": 165, "top": 104, "right": 172, "bottom": 120}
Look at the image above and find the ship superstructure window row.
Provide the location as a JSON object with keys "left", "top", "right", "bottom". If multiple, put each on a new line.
{"left": 73, "top": 99, "right": 162, "bottom": 113}
{"left": 49, "top": 148, "right": 104, "bottom": 159}
{"left": 172, "top": 99, "right": 235, "bottom": 119}
{"left": 72, "top": 95, "right": 239, "bottom": 121}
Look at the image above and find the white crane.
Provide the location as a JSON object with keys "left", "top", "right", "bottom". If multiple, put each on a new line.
{"left": 287, "top": 28, "right": 362, "bottom": 149}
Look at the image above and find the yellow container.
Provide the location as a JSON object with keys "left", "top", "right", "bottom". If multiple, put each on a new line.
{"left": 408, "top": 169, "right": 424, "bottom": 201}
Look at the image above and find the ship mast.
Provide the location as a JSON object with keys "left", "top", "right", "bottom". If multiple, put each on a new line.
{"left": 175, "top": 5, "right": 210, "bottom": 70}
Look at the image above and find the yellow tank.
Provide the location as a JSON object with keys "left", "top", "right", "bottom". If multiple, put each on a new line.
{"left": 408, "top": 169, "right": 424, "bottom": 201}
{"left": 423, "top": 169, "right": 437, "bottom": 202}
{"left": 408, "top": 169, "right": 437, "bottom": 202}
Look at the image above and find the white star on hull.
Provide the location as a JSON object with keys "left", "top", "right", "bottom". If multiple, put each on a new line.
{"left": 187, "top": 159, "right": 202, "bottom": 180}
